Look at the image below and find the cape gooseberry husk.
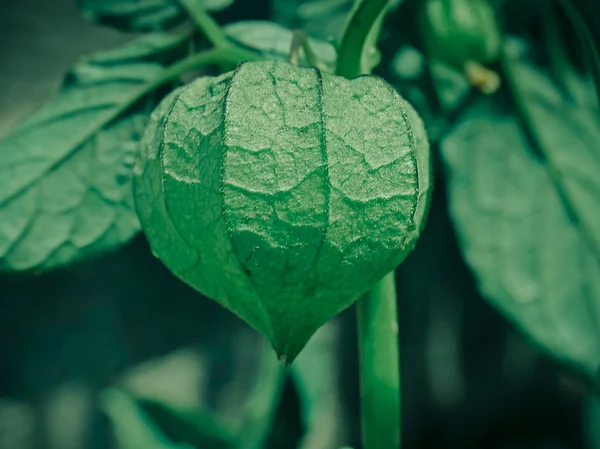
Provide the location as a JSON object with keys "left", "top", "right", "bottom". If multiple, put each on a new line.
{"left": 133, "top": 61, "right": 431, "bottom": 362}
{"left": 420, "top": 0, "right": 502, "bottom": 69}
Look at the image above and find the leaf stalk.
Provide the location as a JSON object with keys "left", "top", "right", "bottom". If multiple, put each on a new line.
{"left": 176, "top": 0, "right": 230, "bottom": 49}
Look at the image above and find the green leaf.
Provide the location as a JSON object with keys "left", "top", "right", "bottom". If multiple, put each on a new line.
{"left": 292, "top": 320, "right": 344, "bottom": 449}
{"left": 223, "top": 21, "right": 337, "bottom": 69}
{"left": 273, "top": 0, "right": 401, "bottom": 45}
{"left": 272, "top": 0, "right": 354, "bottom": 41}
{"left": 100, "top": 388, "right": 189, "bottom": 449}
{"left": 138, "top": 397, "right": 238, "bottom": 449}
{"left": 78, "top": 0, "right": 233, "bottom": 32}
{"left": 134, "top": 60, "right": 431, "bottom": 361}
{"left": 76, "top": 31, "right": 193, "bottom": 66}
{"left": 0, "top": 35, "right": 183, "bottom": 272}
{"left": 441, "top": 97, "right": 600, "bottom": 384}
{"left": 236, "top": 342, "right": 286, "bottom": 449}
{"left": 503, "top": 58, "right": 600, "bottom": 264}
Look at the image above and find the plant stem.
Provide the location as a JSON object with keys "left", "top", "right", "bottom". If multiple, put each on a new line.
{"left": 335, "top": 0, "right": 393, "bottom": 78}
{"left": 338, "top": 3, "right": 402, "bottom": 448}
{"left": 176, "top": 0, "right": 231, "bottom": 49}
{"left": 357, "top": 271, "right": 401, "bottom": 449}
{"left": 288, "top": 30, "right": 328, "bottom": 70}
{"left": 153, "top": 47, "right": 255, "bottom": 91}
{"left": 176, "top": 0, "right": 264, "bottom": 67}
{"left": 300, "top": 35, "right": 327, "bottom": 70}
{"left": 289, "top": 31, "right": 304, "bottom": 67}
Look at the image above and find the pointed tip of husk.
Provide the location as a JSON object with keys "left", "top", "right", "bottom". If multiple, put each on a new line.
{"left": 273, "top": 336, "right": 310, "bottom": 366}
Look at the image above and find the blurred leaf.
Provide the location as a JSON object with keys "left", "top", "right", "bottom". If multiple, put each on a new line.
{"left": 223, "top": 21, "right": 337, "bottom": 68}
{"left": 100, "top": 388, "right": 189, "bottom": 449}
{"left": 272, "top": 0, "right": 353, "bottom": 41}
{"left": 273, "top": 0, "right": 402, "bottom": 44}
{"left": 78, "top": 0, "right": 234, "bottom": 32}
{"left": 138, "top": 397, "right": 238, "bottom": 449}
{"left": 441, "top": 95, "right": 600, "bottom": 386}
{"left": 292, "top": 320, "right": 344, "bottom": 449}
{"left": 237, "top": 343, "right": 286, "bottom": 449}
{"left": 503, "top": 57, "right": 600, "bottom": 265}
{"left": 0, "top": 33, "right": 189, "bottom": 272}
{"left": 76, "top": 31, "right": 193, "bottom": 67}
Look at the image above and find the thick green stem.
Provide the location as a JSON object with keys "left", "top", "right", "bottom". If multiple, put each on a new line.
{"left": 338, "top": 3, "right": 402, "bottom": 448}
{"left": 335, "top": 0, "right": 393, "bottom": 78}
{"left": 357, "top": 271, "right": 401, "bottom": 449}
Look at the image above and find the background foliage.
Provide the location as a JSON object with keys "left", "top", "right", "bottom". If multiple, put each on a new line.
{"left": 1, "top": 0, "right": 599, "bottom": 448}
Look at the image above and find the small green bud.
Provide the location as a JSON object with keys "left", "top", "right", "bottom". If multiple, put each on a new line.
{"left": 420, "top": 0, "right": 502, "bottom": 69}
